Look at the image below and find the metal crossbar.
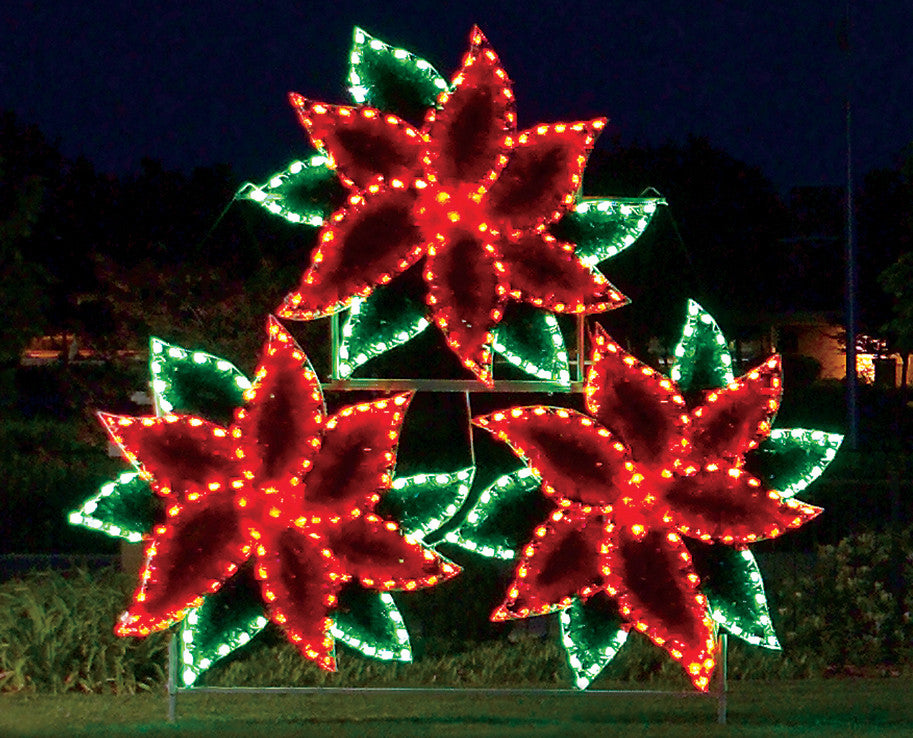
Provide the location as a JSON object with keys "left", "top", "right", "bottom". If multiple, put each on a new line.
{"left": 165, "top": 635, "right": 728, "bottom": 724}
{"left": 319, "top": 313, "right": 589, "bottom": 392}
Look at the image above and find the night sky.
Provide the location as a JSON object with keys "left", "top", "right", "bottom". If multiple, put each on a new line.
{"left": 3, "top": 1, "right": 912, "bottom": 191}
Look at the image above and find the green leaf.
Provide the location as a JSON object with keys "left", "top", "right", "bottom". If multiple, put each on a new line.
{"left": 67, "top": 471, "right": 157, "bottom": 543}
{"left": 347, "top": 28, "right": 449, "bottom": 122}
{"left": 337, "top": 287, "right": 430, "bottom": 378}
{"left": 445, "top": 468, "right": 551, "bottom": 560}
{"left": 379, "top": 468, "right": 474, "bottom": 542}
{"left": 491, "top": 304, "right": 571, "bottom": 385}
{"left": 149, "top": 337, "right": 251, "bottom": 423}
{"left": 332, "top": 584, "right": 412, "bottom": 663}
{"left": 748, "top": 428, "right": 844, "bottom": 499}
{"left": 687, "top": 542, "right": 780, "bottom": 649}
{"left": 238, "top": 153, "right": 345, "bottom": 227}
{"left": 551, "top": 198, "right": 663, "bottom": 268}
{"left": 559, "top": 593, "right": 629, "bottom": 689}
{"left": 670, "top": 299, "right": 735, "bottom": 392}
{"left": 395, "top": 393, "right": 474, "bottom": 478}
{"left": 177, "top": 568, "right": 270, "bottom": 686}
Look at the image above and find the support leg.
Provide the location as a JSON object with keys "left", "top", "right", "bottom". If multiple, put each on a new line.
{"left": 716, "top": 633, "right": 728, "bottom": 725}
{"left": 167, "top": 634, "right": 178, "bottom": 722}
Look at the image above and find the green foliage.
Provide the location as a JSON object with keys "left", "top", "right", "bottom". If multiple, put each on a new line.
{"left": 3, "top": 526, "right": 912, "bottom": 693}
{"left": 0, "top": 414, "right": 121, "bottom": 555}
{"left": 0, "top": 167, "right": 48, "bottom": 378}
{"left": 770, "top": 528, "right": 913, "bottom": 673}
{"left": 203, "top": 633, "right": 567, "bottom": 689}
{"left": 879, "top": 251, "right": 913, "bottom": 363}
{"left": 0, "top": 568, "right": 167, "bottom": 693}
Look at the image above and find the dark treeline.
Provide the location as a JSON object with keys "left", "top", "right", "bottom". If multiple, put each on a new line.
{"left": 587, "top": 135, "right": 913, "bottom": 368}
{"left": 0, "top": 110, "right": 316, "bottom": 377}
{"left": 2, "top": 110, "right": 913, "bottom": 382}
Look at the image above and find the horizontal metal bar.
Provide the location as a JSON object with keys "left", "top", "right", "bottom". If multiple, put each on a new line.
{"left": 579, "top": 196, "right": 668, "bottom": 205}
{"left": 320, "top": 379, "right": 584, "bottom": 393}
{"left": 175, "top": 686, "right": 713, "bottom": 698}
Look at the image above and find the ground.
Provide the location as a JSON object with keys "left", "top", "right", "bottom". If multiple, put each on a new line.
{"left": 2, "top": 678, "right": 912, "bottom": 737}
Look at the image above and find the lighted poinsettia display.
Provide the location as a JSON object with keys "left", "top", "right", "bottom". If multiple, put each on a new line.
{"left": 275, "top": 27, "right": 630, "bottom": 385}
{"left": 472, "top": 316, "right": 825, "bottom": 690}
{"left": 87, "top": 317, "right": 459, "bottom": 676}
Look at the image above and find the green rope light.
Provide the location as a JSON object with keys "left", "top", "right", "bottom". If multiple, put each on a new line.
{"left": 560, "top": 594, "right": 629, "bottom": 689}
{"left": 492, "top": 309, "right": 571, "bottom": 385}
{"left": 380, "top": 468, "right": 474, "bottom": 542}
{"left": 67, "top": 471, "right": 154, "bottom": 543}
{"left": 239, "top": 153, "right": 344, "bottom": 227}
{"left": 347, "top": 27, "right": 448, "bottom": 119}
{"left": 751, "top": 428, "right": 844, "bottom": 499}
{"left": 445, "top": 468, "right": 546, "bottom": 561}
{"left": 553, "top": 198, "right": 663, "bottom": 268}
{"left": 331, "top": 587, "right": 412, "bottom": 663}
{"left": 149, "top": 336, "right": 250, "bottom": 418}
{"left": 670, "top": 299, "right": 735, "bottom": 391}
{"left": 178, "top": 571, "right": 270, "bottom": 687}
{"left": 337, "top": 292, "right": 430, "bottom": 379}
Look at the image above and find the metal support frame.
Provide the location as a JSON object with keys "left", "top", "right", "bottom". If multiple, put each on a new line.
{"left": 319, "top": 314, "right": 588, "bottom": 394}
{"left": 163, "top": 317, "right": 731, "bottom": 724}
{"left": 167, "top": 634, "right": 728, "bottom": 724}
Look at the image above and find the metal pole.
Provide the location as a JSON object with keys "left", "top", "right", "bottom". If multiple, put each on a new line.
{"left": 330, "top": 312, "right": 341, "bottom": 381}
{"left": 844, "top": 0, "right": 859, "bottom": 450}
{"left": 576, "top": 314, "right": 586, "bottom": 383}
{"left": 167, "top": 634, "right": 178, "bottom": 722}
{"left": 716, "top": 633, "right": 728, "bottom": 725}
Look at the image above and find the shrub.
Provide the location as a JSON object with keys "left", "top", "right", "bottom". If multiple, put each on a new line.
{"left": 0, "top": 415, "right": 121, "bottom": 555}
{"left": 769, "top": 526, "right": 913, "bottom": 674}
{"left": 2, "top": 527, "right": 912, "bottom": 693}
{"left": 0, "top": 567, "right": 167, "bottom": 693}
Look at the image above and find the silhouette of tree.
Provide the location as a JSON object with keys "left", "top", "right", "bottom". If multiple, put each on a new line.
{"left": 858, "top": 145, "right": 913, "bottom": 340}
{"left": 585, "top": 135, "right": 789, "bottom": 367}
{"left": 0, "top": 113, "right": 57, "bottom": 382}
{"left": 879, "top": 252, "right": 913, "bottom": 392}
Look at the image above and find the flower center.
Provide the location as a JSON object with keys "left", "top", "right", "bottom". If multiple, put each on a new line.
{"left": 612, "top": 462, "right": 679, "bottom": 532}
{"left": 413, "top": 183, "right": 494, "bottom": 252}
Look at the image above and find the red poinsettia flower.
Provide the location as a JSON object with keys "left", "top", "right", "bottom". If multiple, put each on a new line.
{"left": 472, "top": 325, "right": 821, "bottom": 690}
{"left": 277, "top": 27, "right": 627, "bottom": 385}
{"left": 99, "top": 317, "right": 458, "bottom": 669}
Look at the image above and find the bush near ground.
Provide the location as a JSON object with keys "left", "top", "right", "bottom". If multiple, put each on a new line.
{"left": 1, "top": 527, "right": 911, "bottom": 694}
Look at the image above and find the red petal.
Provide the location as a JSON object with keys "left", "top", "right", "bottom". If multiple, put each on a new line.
{"left": 688, "top": 355, "right": 782, "bottom": 461}
{"left": 663, "top": 466, "right": 822, "bottom": 544}
{"left": 254, "top": 525, "right": 340, "bottom": 671}
{"left": 498, "top": 231, "right": 628, "bottom": 313}
{"left": 289, "top": 94, "right": 423, "bottom": 190}
{"left": 98, "top": 412, "right": 237, "bottom": 499}
{"left": 492, "top": 506, "right": 607, "bottom": 620}
{"left": 278, "top": 184, "right": 426, "bottom": 319}
{"left": 233, "top": 318, "right": 325, "bottom": 498}
{"left": 473, "top": 407, "right": 632, "bottom": 508}
{"left": 603, "top": 524, "right": 717, "bottom": 691}
{"left": 422, "top": 27, "right": 516, "bottom": 190}
{"left": 116, "top": 490, "right": 250, "bottom": 635}
{"left": 486, "top": 119, "right": 605, "bottom": 231}
{"left": 298, "top": 393, "right": 412, "bottom": 514}
{"left": 424, "top": 228, "right": 507, "bottom": 385}
{"left": 322, "top": 512, "right": 461, "bottom": 590}
{"left": 585, "top": 326, "right": 689, "bottom": 467}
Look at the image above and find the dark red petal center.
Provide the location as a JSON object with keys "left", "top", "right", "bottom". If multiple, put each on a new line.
{"left": 336, "top": 191, "right": 422, "bottom": 281}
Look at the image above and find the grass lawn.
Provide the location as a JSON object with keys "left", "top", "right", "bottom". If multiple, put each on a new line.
{"left": 2, "top": 678, "right": 912, "bottom": 737}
